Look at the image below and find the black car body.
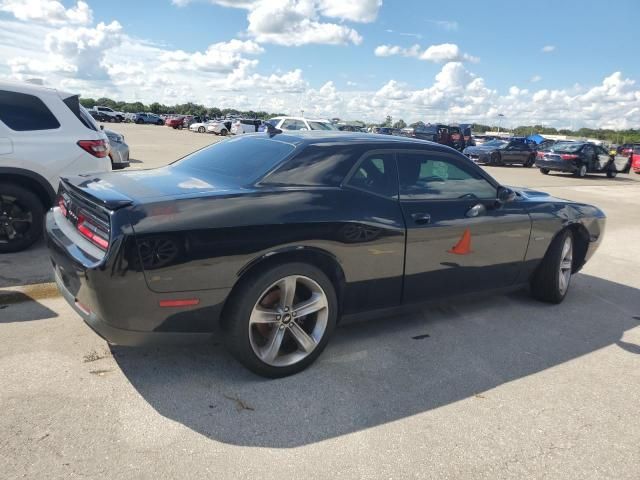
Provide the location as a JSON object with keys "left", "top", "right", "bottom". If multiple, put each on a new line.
{"left": 46, "top": 132, "right": 605, "bottom": 376}
{"left": 536, "top": 141, "right": 629, "bottom": 178}
{"left": 406, "top": 124, "right": 465, "bottom": 151}
{"left": 463, "top": 138, "right": 536, "bottom": 167}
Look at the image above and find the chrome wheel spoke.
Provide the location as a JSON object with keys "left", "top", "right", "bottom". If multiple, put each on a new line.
{"left": 277, "top": 276, "right": 297, "bottom": 308}
{"left": 250, "top": 307, "right": 281, "bottom": 325}
{"left": 293, "top": 293, "right": 326, "bottom": 318}
{"left": 560, "top": 259, "right": 572, "bottom": 270}
{"left": 261, "top": 327, "right": 286, "bottom": 363}
{"left": 558, "top": 237, "right": 573, "bottom": 294}
{"left": 288, "top": 322, "right": 317, "bottom": 353}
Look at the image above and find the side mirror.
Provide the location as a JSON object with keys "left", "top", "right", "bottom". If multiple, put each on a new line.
{"left": 497, "top": 186, "right": 516, "bottom": 203}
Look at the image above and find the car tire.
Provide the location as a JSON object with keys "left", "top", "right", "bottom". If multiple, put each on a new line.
{"left": 490, "top": 152, "right": 501, "bottom": 166}
{"left": 530, "top": 229, "right": 573, "bottom": 304}
{"left": 177, "top": 124, "right": 183, "bottom": 130}
{"left": 0, "top": 183, "right": 44, "bottom": 253}
{"left": 525, "top": 154, "right": 535, "bottom": 167}
{"left": 576, "top": 164, "right": 587, "bottom": 177}
{"left": 606, "top": 169, "right": 617, "bottom": 178}
{"left": 157, "top": 120, "right": 163, "bottom": 125}
{"left": 220, "top": 129, "right": 228, "bottom": 136}
{"left": 222, "top": 262, "right": 338, "bottom": 378}
{"left": 540, "top": 168, "right": 550, "bottom": 175}
{"left": 136, "top": 119, "right": 143, "bottom": 125}
{"left": 198, "top": 126, "right": 205, "bottom": 133}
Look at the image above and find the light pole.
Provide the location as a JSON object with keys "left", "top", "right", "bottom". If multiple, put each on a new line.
{"left": 497, "top": 113, "right": 505, "bottom": 133}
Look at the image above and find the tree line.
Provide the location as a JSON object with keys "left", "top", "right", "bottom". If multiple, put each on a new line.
{"left": 79, "top": 97, "right": 285, "bottom": 120}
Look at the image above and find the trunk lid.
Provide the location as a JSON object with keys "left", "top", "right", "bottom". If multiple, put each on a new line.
{"left": 61, "top": 166, "right": 245, "bottom": 209}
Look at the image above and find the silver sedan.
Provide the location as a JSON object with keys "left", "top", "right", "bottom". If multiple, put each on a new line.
{"left": 104, "top": 129, "right": 130, "bottom": 170}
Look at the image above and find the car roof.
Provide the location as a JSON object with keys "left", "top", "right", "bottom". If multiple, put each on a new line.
{"left": 272, "top": 116, "right": 331, "bottom": 122}
{"left": 255, "top": 130, "right": 448, "bottom": 149}
{"left": 0, "top": 79, "right": 74, "bottom": 99}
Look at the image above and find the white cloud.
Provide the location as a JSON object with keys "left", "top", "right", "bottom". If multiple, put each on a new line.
{"left": 172, "top": 0, "right": 377, "bottom": 45}
{"left": 426, "top": 19, "right": 458, "bottom": 31}
{"left": 159, "top": 39, "right": 263, "bottom": 73}
{"left": 541, "top": 45, "right": 556, "bottom": 53}
{"left": 247, "top": 0, "right": 362, "bottom": 45}
{"left": 530, "top": 75, "right": 542, "bottom": 83}
{"left": 0, "top": 0, "right": 92, "bottom": 25}
{"left": 374, "top": 43, "right": 478, "bottom": 63}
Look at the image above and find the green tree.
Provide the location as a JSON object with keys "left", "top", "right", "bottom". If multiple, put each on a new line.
{"left": 393, "top": 119, "right": 407, "bottom": 129}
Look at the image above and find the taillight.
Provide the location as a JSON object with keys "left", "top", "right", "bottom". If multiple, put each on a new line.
{"left": 560, "top": 154, "right": 579, "bottom": 160}
{"left": 77, "top": 139, "right": 109, "bottom": 158}
{"left": 76, "top": 213, "right": 109, "bottom": 250}
{"left": 58, "top": 197, "right": 68, "bottom": 217}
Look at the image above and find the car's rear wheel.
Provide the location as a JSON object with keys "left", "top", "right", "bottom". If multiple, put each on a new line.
{"left": 220, "top": 128, "right": 228, "bottom": 136}
{"left": 525, "top": 154, "right": 535, "bottom": 167}
{"left": 0, "top": 183, "right": 44, "bottom": 253}
{"left": 136, "top": 119, "right": 143, "bottom": 124}
{"left": 177, "top": 124, "right": 183, "bottom": 130}
{"left": 156, "top": 120, "right": 163, "bottom": 125}
{"left": 530, "top": 229, "right": 573, "bottom": 304}
{"left": 223, "top": 262, "right": 337, "bottom": 377}
{"left": 606, "top": 169, "right": 617, "bottom": 178}
{"left": 198, "top": 126, "right": 205, "bottom": 133}
{"left": 540, "top": 168, "right": 550, "bottom": 175}
{"left": 575, "top": 164, "right": 587, "bottom": 177}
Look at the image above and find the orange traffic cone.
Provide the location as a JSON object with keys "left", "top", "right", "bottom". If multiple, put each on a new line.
{"left": 448, "top": 228, "right": 473, "bottom": 255}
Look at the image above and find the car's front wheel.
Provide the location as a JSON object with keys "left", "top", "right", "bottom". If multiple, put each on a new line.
{"left": 606, "top": 169, "right": 617, "bottom": 178}
{"left": 220, "top": 128, "right": 228, "bottom": 136}
{"left": 223, "top": 262, "right": 337, "bottom": 377}
{"left": 530, "top": 229, "right": 573, "bottom": 303}
{"left": 0, "top": 183, "right": 44, "bottom": 253}
{"left": 540, "top": 168, "right": 550, "bottom": 175}
{"left": 198, "top": 126, "right": 205, "bottom": 133}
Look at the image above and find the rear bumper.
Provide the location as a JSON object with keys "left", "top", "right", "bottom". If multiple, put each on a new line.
{"left": 54, "top": 270, "right": 210, "bottom": 346}
{"left": 45, "top": 208, "right": 228, "bottom": 345}
{"left": 535, "top": 159, "right": 577, "bottom": 172}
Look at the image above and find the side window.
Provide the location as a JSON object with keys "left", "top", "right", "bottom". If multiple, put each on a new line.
{"left": 0, "top": 90, "right": 60, "bottom": 131}
{"left": 346, "top": 153, "right": 398, "bottom": 198}
{"left": 398, "top": 152, "right": 496, "bottom": 200}
{"left": 281, "top": 119, "right": 306, "bottom": 130}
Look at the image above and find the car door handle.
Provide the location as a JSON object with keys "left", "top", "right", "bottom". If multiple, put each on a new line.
{"left": 411, "top": 212, "right": 431, "bottom": 225}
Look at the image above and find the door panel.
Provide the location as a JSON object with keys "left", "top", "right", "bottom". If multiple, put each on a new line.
{"left": 397, "top": 150, "right": 531, "bottom": 304}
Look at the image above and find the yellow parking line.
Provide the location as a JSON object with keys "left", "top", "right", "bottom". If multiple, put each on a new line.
{"left": 0, "top": 282, "right": 60, "bottom": 305}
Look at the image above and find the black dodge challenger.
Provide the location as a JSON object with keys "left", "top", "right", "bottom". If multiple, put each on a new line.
{"left": 46, "top": 132, "right": 605, "bottom": 377}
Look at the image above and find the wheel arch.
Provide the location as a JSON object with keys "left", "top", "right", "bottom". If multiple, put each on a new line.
{"left": 0, "top": 168, "right": 56, "bottom": 207}
{"left": 544, "top": 222, "right": 590, "bottom": 274}
{"left": 222, "top": 246, "right": 347, "bottom": 323}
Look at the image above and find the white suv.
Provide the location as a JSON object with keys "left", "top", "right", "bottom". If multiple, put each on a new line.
{"left": 0, "top": 81, "right": 112, "bottom": 252}
{"left": 231, "top": 119, "right": 261, "bottom": 135}
{"left": 268, "top": 117, "right": 337, "bottom": 131}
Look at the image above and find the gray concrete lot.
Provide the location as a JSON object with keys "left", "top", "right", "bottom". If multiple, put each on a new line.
{"left": 1, "top": 125, "right": 639, "bottom": 479}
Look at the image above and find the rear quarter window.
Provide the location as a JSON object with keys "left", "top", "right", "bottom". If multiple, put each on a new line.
{"left": 263, "top": 144, "right": 361, "bottom": 186}
{"left": 0, "top": 89, "right": 60, "bottom": 131}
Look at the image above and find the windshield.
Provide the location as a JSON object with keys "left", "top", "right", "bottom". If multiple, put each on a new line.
{"left": 173, "top": 136, "right": 296, "bottom": 182}
{"left": 307, "top": 121, "right": 337, "bottom": 131}
{"left": 483, "top": 140, "right": 508, "bottom": 148}
{"left": 551, "top": 142, "right": 584, "bottom": 153}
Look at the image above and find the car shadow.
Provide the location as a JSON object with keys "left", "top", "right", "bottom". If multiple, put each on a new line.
{"left": 111, "top": 273, "right": 640, "bottom": 448}
{"left": 0, "top": 291, "right": 58, "bottom": 322}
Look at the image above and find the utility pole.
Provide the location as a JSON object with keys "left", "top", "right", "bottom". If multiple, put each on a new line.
{"left": 497, "top": 113, "right": 505, "bottom": 133}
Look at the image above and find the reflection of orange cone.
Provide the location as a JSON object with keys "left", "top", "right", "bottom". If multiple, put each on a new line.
{"left": 448, "top": 228, "right": 473, "bottom": 255}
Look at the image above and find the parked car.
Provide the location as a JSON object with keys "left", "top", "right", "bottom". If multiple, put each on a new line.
{"left": 132, "top": 112, "right": 164, "bottom": 125}
{"left": 0, "top": 81, "right": 111, "bottom": 252}
{"left": 207, "top": 120, "right": 231, "bottom": 135}
{"left": 103, "top": 128, "right": 130, "bottom": 170}
{"left": 402, "top": 124, "right": 466, "bottom": 150}
{"left": 165, "top": 116, "right": 185, "bottom": 129}
{"left": 536, "top": 142, "right": 629, "bottom": 178}
{"left": 89, "top": 106, "right": 123, "bottom": 123}
{"left": 463, "top": 138, "right": 536, "bottom": 167}
{"left": 46, "top": 132, "right": 605, "bottom": 377}
{"left": 89, "top": 110, "right": 111, "bottom": 123}
{"left": 628, "top": 144, "right": 640, "bottom": 174}
{"left": 472, "top": 134, "right": 497, "bottom": 146}
{"left": 269, "top": 117, "right": 337, "bottom": 131}
{"left": 373, "top": 127, "right": 394, "bottom": 135}
{"left": 231, "top": 119, "right": 262, "bottom": 135}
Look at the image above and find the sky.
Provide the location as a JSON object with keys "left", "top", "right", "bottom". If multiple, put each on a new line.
{"left": 0, "top": 0, "right": 639, "bottom": 129}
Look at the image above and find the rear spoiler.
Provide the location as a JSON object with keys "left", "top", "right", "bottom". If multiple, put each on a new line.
{"left": 60, "top": 176, "right": 134, "bottom": 210}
